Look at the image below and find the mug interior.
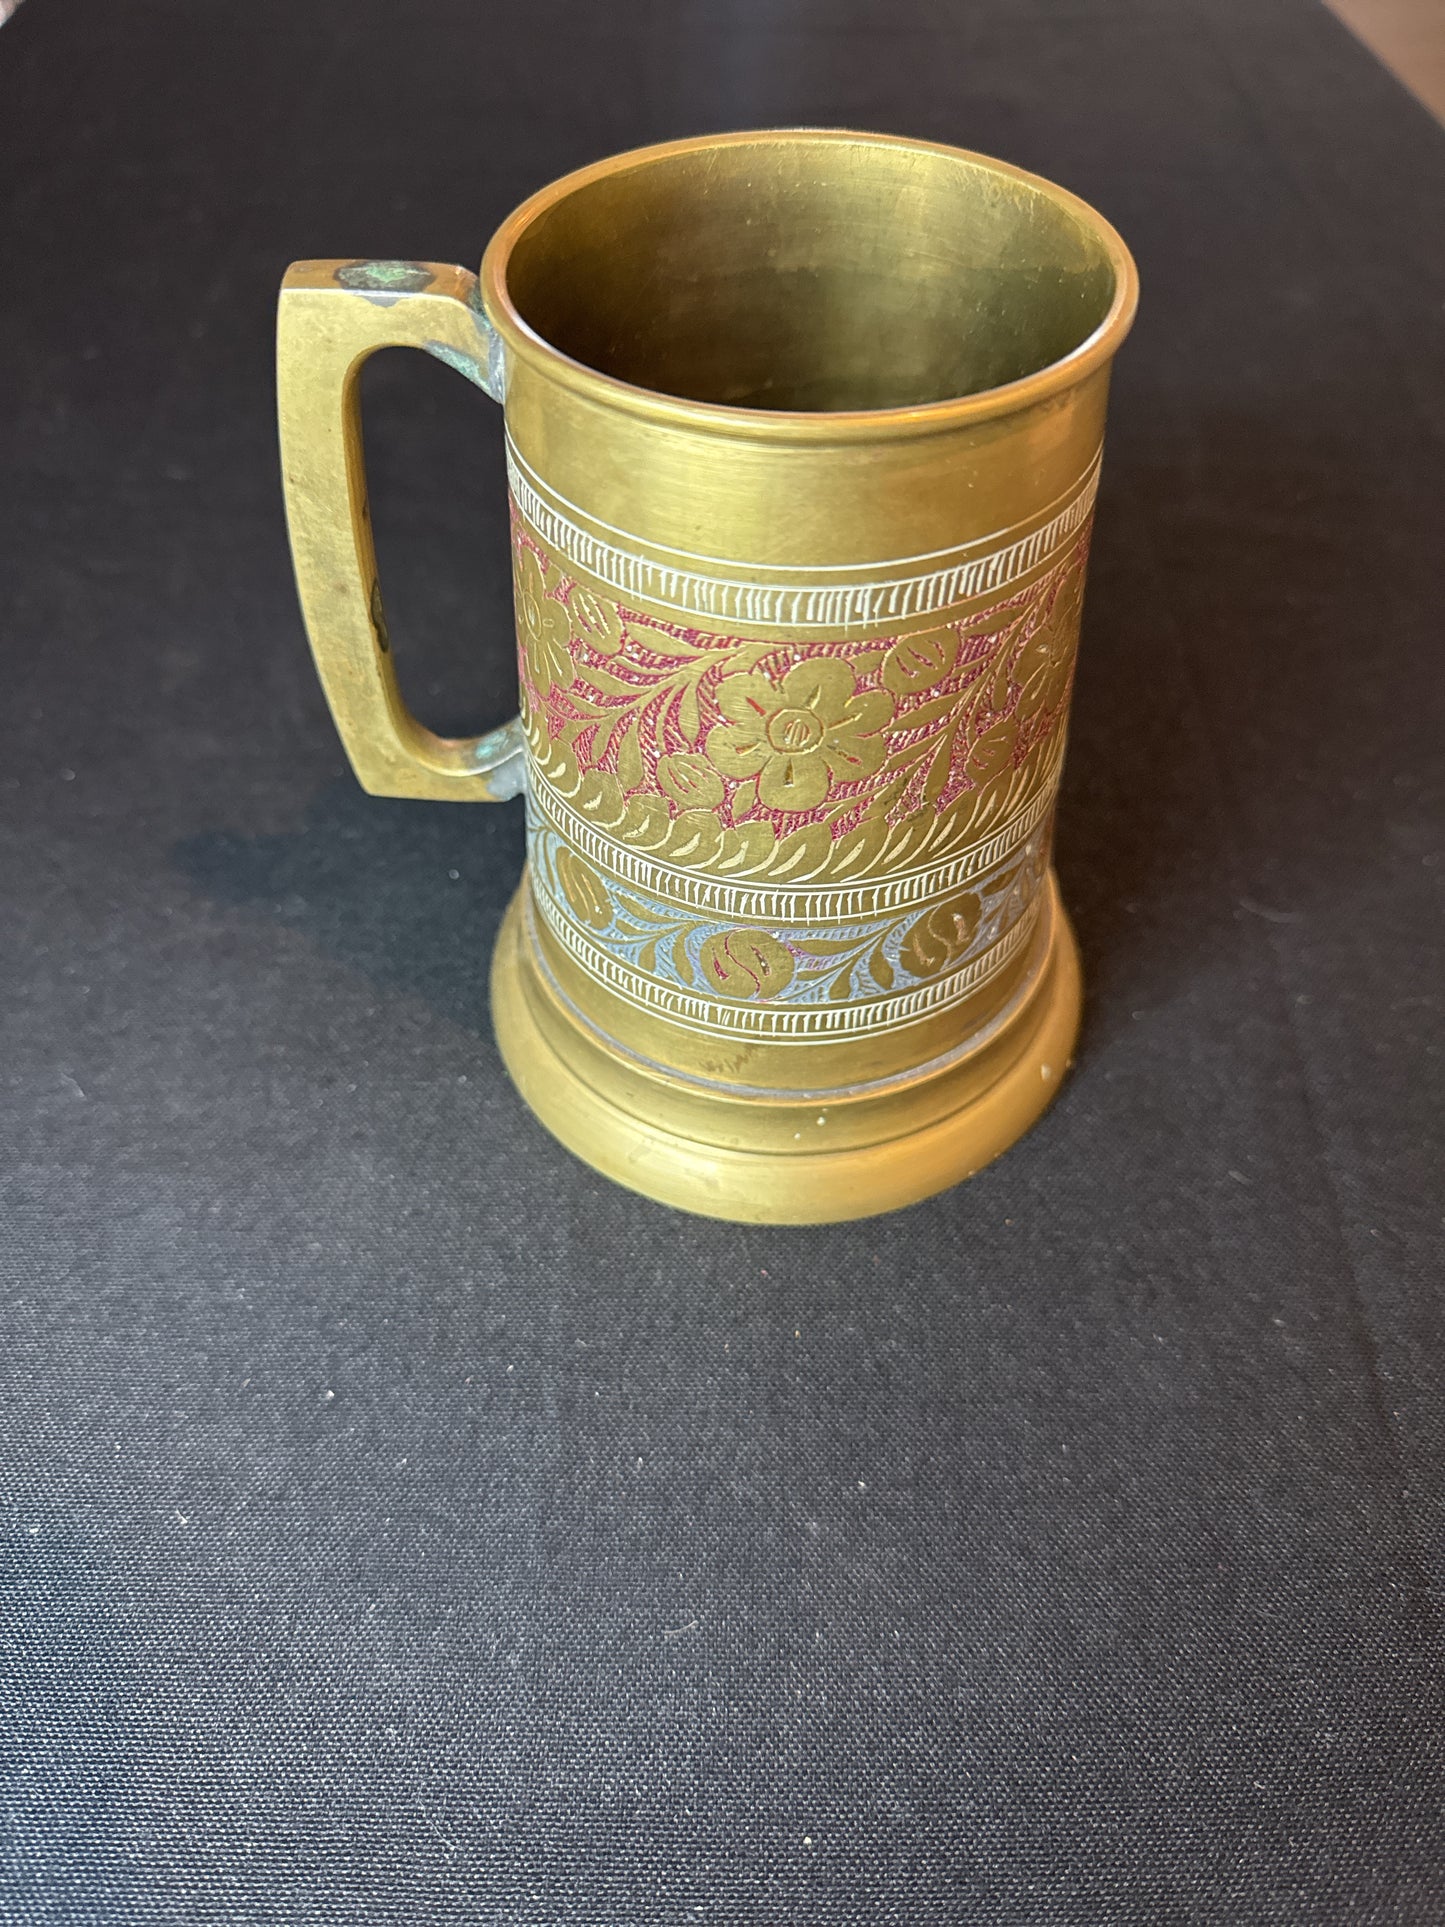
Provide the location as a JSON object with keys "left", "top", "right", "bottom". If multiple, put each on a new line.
{"left": 500, "top": 136, "right": 1122, "bottom": 413}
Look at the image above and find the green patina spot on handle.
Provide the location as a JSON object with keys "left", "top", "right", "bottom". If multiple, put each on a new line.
{"left": 335, "top": 260, "right": 435, "bottom": 294}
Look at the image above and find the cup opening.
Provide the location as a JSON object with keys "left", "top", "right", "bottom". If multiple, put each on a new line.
{"left": 499, "top": 135, "right": 1124, "bottom": 415}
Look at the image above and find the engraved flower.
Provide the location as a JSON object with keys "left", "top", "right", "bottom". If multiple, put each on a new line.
{"left": 514, "top": 546, "right": 572, "bottom": 694}
{"left": 706, "top": 659, "right": 891, "bottom": 813}
{"left": 697, "top": 928, "right": 796, "bottom": 1000}
{"left": 553, "top": 846, "right": 612, "bottom": 930}
{"left": 900, "top": 891, "right": 982, "bottom": 978}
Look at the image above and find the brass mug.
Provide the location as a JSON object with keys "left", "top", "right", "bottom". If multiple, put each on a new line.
{"left": 277, "top": 129, "right": 1137, "bottom": 1223}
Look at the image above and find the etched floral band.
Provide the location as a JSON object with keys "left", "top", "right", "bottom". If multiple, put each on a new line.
{"left": 510, "top": 456, "right": 1086, "bottom": 1049}
{"left": 530, "top": 817, "right": 1051, "bottom": 1041}
{"left": 513, "top": 491, "right": 1084, "bottom": 1041}
{"left": 514, "top": 496, "right": 1089, "bottom": 881}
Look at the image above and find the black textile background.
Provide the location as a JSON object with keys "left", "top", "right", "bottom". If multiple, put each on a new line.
{"left": 2, "top": 0, "right": 1443, "bottom": 1919}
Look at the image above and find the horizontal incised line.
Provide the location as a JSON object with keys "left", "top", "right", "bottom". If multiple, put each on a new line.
{"left": 507, "top": 443, "right": 1100, "bottom": 628}
{"left": 530, "top": 883, "right": 1042, "bottom": 1041}
{"left": 528, "top": 751, "right": 1062, "bottom": 924}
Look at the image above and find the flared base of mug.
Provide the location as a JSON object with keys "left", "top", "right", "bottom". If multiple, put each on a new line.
{"left": 489, "top": 875, "right": 1082, "bottom": 1225}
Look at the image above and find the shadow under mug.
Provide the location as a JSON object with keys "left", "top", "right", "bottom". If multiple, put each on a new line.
{"left": 276, "top": 128, "right": 1138, "bottom": 1223}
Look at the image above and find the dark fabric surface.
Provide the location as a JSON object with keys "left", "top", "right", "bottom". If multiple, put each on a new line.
{"left": 2, "top": 0, "right": 1443, "bottom": 1919}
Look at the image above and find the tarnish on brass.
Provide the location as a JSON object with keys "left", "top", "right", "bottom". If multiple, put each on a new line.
{"left": 277, "top": 130, "right": 1137, "bottom": 1222}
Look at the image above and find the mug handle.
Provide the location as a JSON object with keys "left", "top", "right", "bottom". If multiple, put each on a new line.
{"left": 276, "top": 258, "right": 525, "bottom": 802}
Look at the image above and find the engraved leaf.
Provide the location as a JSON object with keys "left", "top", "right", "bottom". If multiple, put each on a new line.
{"left": 616, "top": 892, "right": 674, "bottom": 927}
{"left": 731, "top": 778, "right": 758, "bottom": 819}
{"left": 893, "top": 815, "right": 928, "bottom": 863}
{"left": 638, "top": 938, "right": 659, "bottom": 973}
{"left": 562, "top": 690, "right": 614, "bottom": 718}
{"left": 827, "top": 836, "right": 870, "bottom": 879}
{"left": 873, "top": 772, "right": 912, "bottom": 814}
{"left": 828, "top": 965, "right": 855, "bottom": 1001}
{"left": 885, "top": 736, "right": 938, "bottom": 776}
{"left": 616, "top": 723, "right": 644, "bottom": 793}
{"left": 715, "top": 821, "right": 774, "bottom": 871}
{"left": 924, "top": 733, "right": 955, "bottom": 803}
{"left": 985, "top": 858, "right": 1026, "bottom": 902}
{"left": 588, "top": 714, "right": 623, "bottom": 766}
{"left": 900, "top": 692, "right": 962, "bottom": 733}
{"left": 671, "top": 931, "right": 694, "bottom": 985}
{"left": 773, "top": 825, "right": 831, "bottom": 878}
{"left": 633, "top": 630, "right": 707, "bottom": 662}
{"left": 678, "top": 677, "right": 702, "bottom": 745}
{"left": 794, "top": 937, "right": 865, "bottom": 958}
{"left": 834, "top": 817, "right": 888, "bottom": 873}
{"left": 575, "top": 666, "right": 648, "bottom": 699}
{"left": 869, "top": 948, "right": 895, "bottom": 992}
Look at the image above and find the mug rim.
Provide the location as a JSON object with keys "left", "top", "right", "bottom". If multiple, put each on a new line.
{"left": 481, "top": 128, "right": 1139, "bottom": 444}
